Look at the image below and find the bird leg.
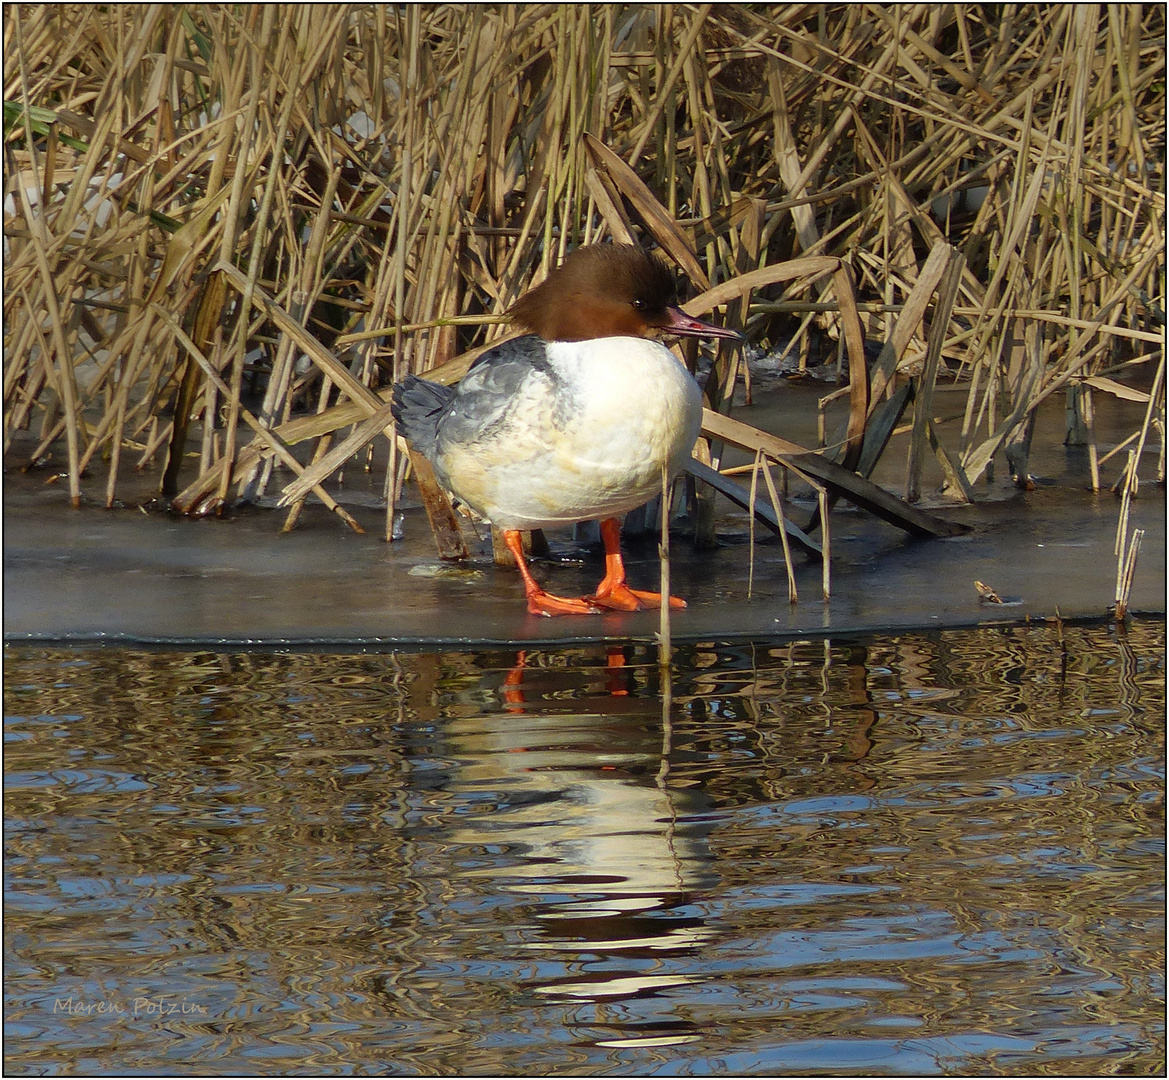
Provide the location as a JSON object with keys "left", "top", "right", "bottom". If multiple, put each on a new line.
{"left": 503, "top": 530, "right": 601, "bottom": 616}
{"left": 586, "top": 517, "right": 687, "bottom": 611}
{"left": 502, "top": 650, "right": 528, "bottom": 711}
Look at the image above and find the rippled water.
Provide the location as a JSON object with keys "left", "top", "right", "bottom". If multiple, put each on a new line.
{"left": 4, "top": 620, "right": 1165, "bottom": 1075}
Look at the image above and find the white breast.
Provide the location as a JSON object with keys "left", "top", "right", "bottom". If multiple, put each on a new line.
{"left": 442, "top": 337, "right": 703, "bottom": 530}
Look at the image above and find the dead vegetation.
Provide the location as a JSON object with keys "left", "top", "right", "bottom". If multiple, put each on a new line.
{"left": 3, "top": 5, "right": 1165, "bottom": 592}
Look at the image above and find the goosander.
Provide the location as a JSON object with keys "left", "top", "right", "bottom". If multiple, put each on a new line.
{"left": 391, "top": 244, "right": 740, "bottom": 616}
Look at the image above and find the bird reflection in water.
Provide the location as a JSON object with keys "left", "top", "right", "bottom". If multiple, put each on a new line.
{"left": 445, "top": 647, "right": 718, "bottom": 1043}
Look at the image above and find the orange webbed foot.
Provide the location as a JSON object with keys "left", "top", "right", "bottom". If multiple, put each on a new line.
{"left": 585, "top": 518, "right": 687, "bottom": 612}
{"left": 587, "top": 584, "right": 687, "bottom": 611}
{"left": 524, "top": 589, "right": 603, "bottom": 617}
{"left": 503, "top": 528, "right": 602, "bottom": 617}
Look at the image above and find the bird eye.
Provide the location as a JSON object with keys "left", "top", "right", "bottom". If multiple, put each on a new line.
{"left": 632, "top": 298, "right": 645, "bottom": 310}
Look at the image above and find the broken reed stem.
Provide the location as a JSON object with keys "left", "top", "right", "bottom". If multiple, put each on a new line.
{"left": 1082, "top": 385, "right": 1101, "bottom": 493}
{"left": 747, "top": 450, "right": 761, "bottom": 600}
{"left": 818, "top": 487, "right": 831, "bottom": 602}
{"left": 759, "top": 456, "right": 798, "bottom": 604}
{"left": 658, "top": 462, "right": 672, "bottom": 677}
{"left": 743, "top": 450, "right": 799, "bottom": 605}
{"left": 1113, "top": 449, "right": 1137, "bottom": 608}
{"left": 385, "top": 427, "right": 400, "bottom": 542}
{"left": 1115, "top": 529, "right": 1144, "bottom": 620}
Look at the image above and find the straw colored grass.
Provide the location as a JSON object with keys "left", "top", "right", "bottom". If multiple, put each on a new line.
{"left": 4, "top": 5, "right": 1165, "bottom": 563}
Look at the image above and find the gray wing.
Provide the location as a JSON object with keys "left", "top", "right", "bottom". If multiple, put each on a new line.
{"left": 433, "top": 335, "right": 559, "bottom": 453}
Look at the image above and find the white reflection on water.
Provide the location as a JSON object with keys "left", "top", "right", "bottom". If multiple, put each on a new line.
{"left": 439, "top": 655, "right": 719, "bottom": 1020}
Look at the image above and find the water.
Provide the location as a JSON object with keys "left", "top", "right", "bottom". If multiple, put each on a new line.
{"left": 4, "top": 620, "right": 1164, "bottom": 1075}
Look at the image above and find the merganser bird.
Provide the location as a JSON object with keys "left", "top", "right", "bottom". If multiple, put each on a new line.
{"left": 391, "top": 244, "right": 740, "bottom": 616}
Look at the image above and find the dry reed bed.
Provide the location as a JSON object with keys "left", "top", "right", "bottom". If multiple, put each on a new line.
{"left": 3, "top": 4, "right": 1165, "bottom": 605}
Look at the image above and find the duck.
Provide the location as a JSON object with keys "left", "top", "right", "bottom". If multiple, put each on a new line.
{"left": 391, "top": 243, "right": 740, "bottom": 616}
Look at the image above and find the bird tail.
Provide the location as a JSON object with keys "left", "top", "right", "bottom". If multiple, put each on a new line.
{"left": 390, "top": 374, "right": 454, "bottom": 460}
